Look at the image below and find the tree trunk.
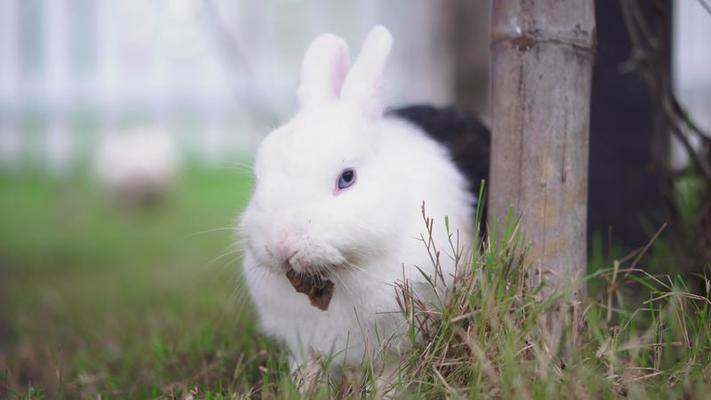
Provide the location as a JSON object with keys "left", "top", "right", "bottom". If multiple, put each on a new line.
{"left": 451, "top": 0, "right": 491, "bottom": 118}
{"left": 488, "top": 0, "right": 596, "bottom": 346}
{"left": 589, "top": 1, "right": 671, "bottom": 252}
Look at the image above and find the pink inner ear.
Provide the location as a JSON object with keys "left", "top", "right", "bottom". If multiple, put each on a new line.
{"left": 298, "top": 35, "right": 351, "bottom": 106}
{"left": 329, "top": 51, "right": 350, "bottom": 99}
{"left": 339, "top": 26, "right": 392, "bottom": 115}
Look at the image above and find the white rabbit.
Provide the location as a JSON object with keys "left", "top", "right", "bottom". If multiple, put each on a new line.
{"left": 238, "top": 26, "right": 481, "bottom": 378}
{"left": 94, "top": 127, "right": 180, "bottom": 208}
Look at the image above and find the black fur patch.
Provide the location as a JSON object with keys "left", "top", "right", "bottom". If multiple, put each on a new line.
{"left": 387, "top": 105, "right": 491, "bottom": 199}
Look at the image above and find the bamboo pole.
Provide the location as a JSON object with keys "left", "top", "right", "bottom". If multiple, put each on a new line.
{"left": 488, "top": 0, "right": 596, "bottom": 344}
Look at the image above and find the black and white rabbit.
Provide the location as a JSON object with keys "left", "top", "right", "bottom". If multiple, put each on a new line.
{"left": 239, "top": 26, "right": 489, "bottom": 376}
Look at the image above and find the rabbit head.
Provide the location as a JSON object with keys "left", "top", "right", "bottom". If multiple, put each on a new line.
{"left": 239, "top": 26, "right": 406, "bottom": 276}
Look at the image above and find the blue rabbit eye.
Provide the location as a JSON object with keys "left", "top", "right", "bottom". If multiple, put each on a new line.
{"left": 337, "top": 168, "right": 356, "bottom": 190}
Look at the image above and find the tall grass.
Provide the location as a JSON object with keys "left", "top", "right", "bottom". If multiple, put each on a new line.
{"left": 283, "top": 198, "right": 711, "bottom": 399}
{"left": 2, "top": 171, "right": 710, "bottom": 399}
{"left": 386, "top": 220, "right": 711, "bottom": 399}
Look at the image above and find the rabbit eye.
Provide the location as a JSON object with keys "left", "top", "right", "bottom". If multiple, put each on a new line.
{"left": 337, "top": 168, "right": 356, "bottom": 190}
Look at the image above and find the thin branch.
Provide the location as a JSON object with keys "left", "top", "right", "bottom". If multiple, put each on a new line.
{"left": 697, "top": 0, "right": 711, "bottom": 16}
{"left": 667, "top": 119, "right": 711, "bottom": 183}
{"left": 201, "top": 0, "right": 280, "bottom": 126}
{"left": 628, "top": 0, "right": 657, "bottom": 49}
{"left": 620, "top": 0, "right": 644, "bottom": 49}
{"left": 619, "top": 0, "right": 711, "bottom": 186}
{"left": 667, "top": 93, "right": 711, "bottom": 145}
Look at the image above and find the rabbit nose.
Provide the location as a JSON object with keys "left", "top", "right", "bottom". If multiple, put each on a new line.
{"left": 272, "top": 230, "right": 298, "bottom": 261}
{"left": 273, "top": 241, "right": 293, "bottom": 261}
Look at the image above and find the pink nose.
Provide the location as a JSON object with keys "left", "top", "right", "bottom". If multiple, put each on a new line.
{"left": 273, "top": 241, "right": 292, "bottom": 261}
{"left": 272, "top": 229, "right": 297, "bottom": 261}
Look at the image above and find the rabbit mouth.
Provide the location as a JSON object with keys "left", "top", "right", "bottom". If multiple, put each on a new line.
{"left": 285, "top": 267, "right": 335, "bottom": 311}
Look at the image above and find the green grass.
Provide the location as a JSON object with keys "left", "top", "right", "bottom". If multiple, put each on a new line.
{"left": 1, "top": 168, "right": 710, "bottom": 399}
{"left": 0, "top": 166, "right": 290, "bottom": 398}
{"left": 387, "top": 225, "right": 711, "bottom": 399}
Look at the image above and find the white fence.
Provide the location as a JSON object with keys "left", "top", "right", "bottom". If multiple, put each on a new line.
{"left": 2, "top": 1, "right": 706, "bottom": 172}
{"left": 0, "top": 0, "right": 454, "bottom": 171}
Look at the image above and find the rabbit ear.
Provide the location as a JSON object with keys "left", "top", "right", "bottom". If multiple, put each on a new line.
{"left": 297, "top": 34, "right": 351, "bottom": 107}
{"left": 340, "top": 26, "right": 392, "bottom": 116}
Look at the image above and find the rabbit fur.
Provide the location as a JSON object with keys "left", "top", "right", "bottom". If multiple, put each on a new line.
{"left": 238, "top": 26, "right": 476, "bottom": 375}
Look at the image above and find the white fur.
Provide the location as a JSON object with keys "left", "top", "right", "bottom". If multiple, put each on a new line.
{"left": 94, "top": 127, "right": 179, "bottom": 205}
{"left": 239, "top": 26, "right": 475, "bottom": 371}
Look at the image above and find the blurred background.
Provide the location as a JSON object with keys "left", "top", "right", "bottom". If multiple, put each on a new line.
{"left": 0, "top": 0, "right": 466, "bottom": 170}
{"left": 0, "top": 0, "right": 709, "bottom": 397}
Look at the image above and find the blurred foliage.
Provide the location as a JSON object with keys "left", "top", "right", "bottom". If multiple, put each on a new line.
{"left": 0, "top": 166, "right": 290, "bottom": 398}
{"left": 0, "top": 165, "right": 709, "bottom": 398}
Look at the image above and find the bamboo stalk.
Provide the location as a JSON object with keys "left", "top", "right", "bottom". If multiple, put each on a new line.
{"left": 488, "top": 0, "right": 597, "bottom": 347}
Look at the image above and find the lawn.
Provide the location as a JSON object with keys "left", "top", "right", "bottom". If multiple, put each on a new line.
{"left": 0, "top": 166, "right": 291, "bottom": 398}
{"left": 1, "top": 167, "right": 710, "bottom": 399}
